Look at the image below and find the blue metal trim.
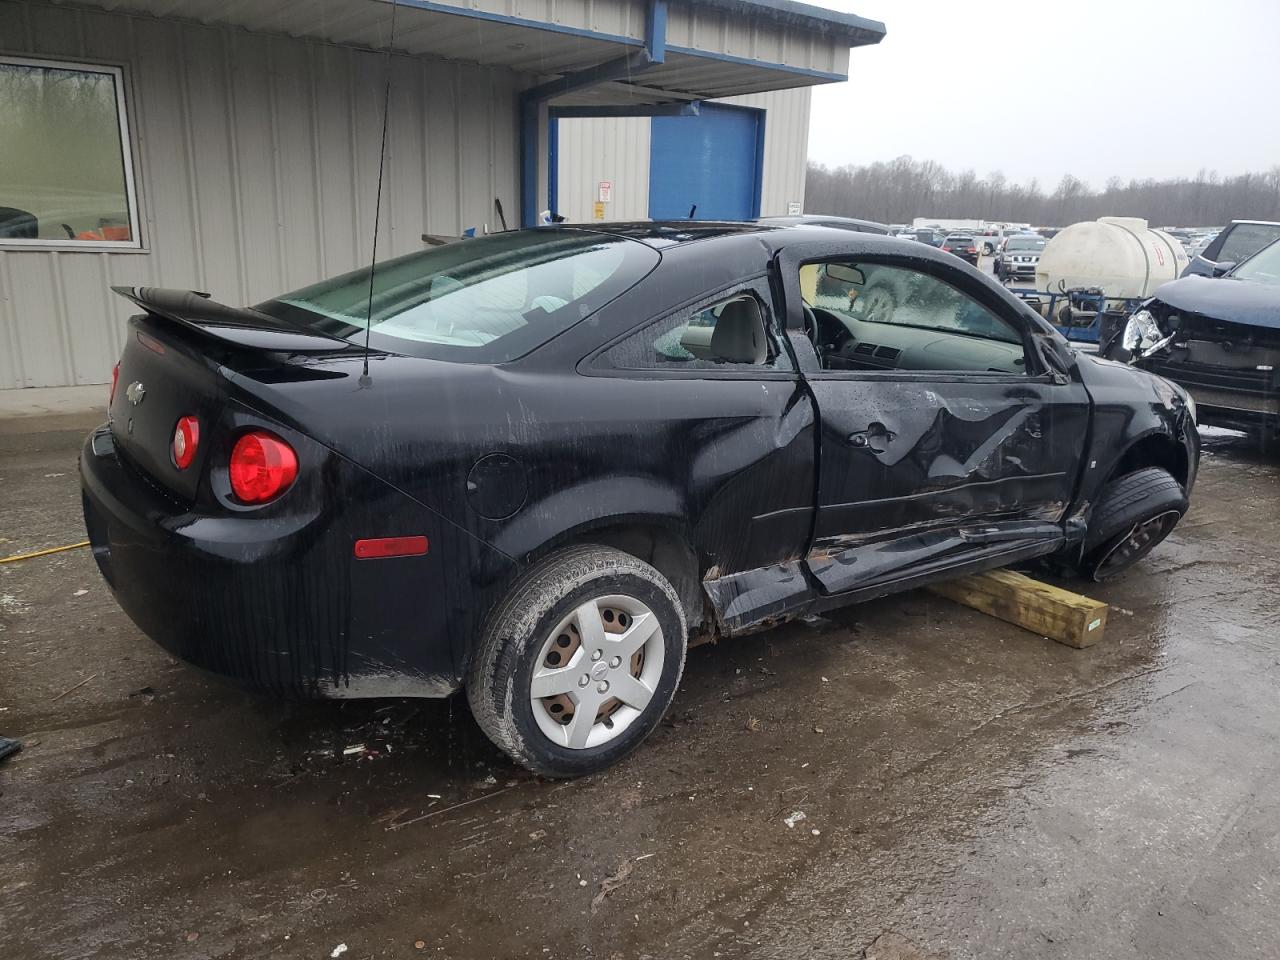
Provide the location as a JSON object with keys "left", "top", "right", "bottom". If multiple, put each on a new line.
{"left": 522, "top": 51, "right": 656, "bottom": 103}
{"left": 665, "top": 44, "right": 847, "bottom": 83}
{"left": 376, "top": 0, "right": 643, "bottom": 49}
{"left": 547, "top": 115, "right": 559, "bottom": 220}
{"left": 750, "top": 107, "right": 765, "bottom": 219}
{"left": 686, "top": 0, "right": 885, "bottom": 46}
{"left": 550, "top": 102, "right": 701, "bottom": 119}
{"left": 647, "top": 0, "right": 668, "bottom": 63}
{"left": 519, "top": 98, "right": 541, "bottom": 228}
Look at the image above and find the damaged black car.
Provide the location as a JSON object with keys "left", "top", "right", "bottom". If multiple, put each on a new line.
{"left": 1106, "top": 236, "right": 1280, "bottom": 441}
{"left": 80, "top": 223, "right": 1198, "bottom": 777}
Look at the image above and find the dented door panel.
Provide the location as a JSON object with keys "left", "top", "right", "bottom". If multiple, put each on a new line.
{"left": 802, "top": 374, "right": 1090, "bottom": 592}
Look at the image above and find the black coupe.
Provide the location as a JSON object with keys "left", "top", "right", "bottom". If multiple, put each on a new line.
{"left": 81, "top": 223, "right": 1198, "bottom": 777}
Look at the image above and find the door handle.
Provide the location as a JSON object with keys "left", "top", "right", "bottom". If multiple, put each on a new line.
{"left": 848, "top": 422, "right": 897, "bottom": 453}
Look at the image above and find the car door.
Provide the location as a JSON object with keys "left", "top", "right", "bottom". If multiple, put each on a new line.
{"left": 778, "top": 246, "right": 1091, "bottom": 596}
{"left": 589, "top": 276, "right": 817, "bottom": 629}
{"left": 1187, "top": 222, "right": 1280, "bottom": 277}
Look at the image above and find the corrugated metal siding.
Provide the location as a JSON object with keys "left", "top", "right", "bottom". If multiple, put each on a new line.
{"left": 554, "top": 117, "right": 651, "bottom": 223}
{"left": 554, "top": 86, "right": 809, "bottom": 223}
{"left": 666, "top": 5, "right": 850, "bottom": 78}
{"left": 720, "top": 88, "right": 810, "bottom": 217}
{"left": 0, "top": 0, "right": 521, "bottom": 388}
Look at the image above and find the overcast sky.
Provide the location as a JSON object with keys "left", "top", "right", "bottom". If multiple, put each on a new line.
{"left": 807, "top": 0, "right": 1280, "bottom": 189}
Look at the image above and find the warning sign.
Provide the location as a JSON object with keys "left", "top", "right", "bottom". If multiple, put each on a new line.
{"left": 593, "top": 201, "right": 606, "bottom": 221}
{"left": 598, "top": 181, "right": 613, "bottom": 203}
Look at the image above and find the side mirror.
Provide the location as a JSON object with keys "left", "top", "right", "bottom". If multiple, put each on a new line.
{"left": 1211, "top": 261, "right": 1236, "bottom": 278}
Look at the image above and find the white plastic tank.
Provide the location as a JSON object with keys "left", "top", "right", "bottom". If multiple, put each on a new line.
{"left": 1035, "top": 217, "right": 1189, "bottom": 298}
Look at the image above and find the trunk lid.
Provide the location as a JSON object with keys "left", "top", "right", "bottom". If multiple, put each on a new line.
{"left": 107, "top": 287, "right": 353, "bottom": 500}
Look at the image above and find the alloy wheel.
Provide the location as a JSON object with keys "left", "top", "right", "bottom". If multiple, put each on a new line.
{"left": 1094, "top": 510, "right": 1181, "bottom": 579}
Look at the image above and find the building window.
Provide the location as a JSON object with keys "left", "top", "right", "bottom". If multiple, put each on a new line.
{"left": 0, "top": 56, "right": 140, "bottom": 248}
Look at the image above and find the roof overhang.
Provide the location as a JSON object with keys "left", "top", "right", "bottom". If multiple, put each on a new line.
{"left": 52, "top": 0, "right": 884, "bottom": 105}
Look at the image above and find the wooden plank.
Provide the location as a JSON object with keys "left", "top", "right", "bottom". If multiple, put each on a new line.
{"left": 926, "top": 569, "right": 1108, "bottom": 649}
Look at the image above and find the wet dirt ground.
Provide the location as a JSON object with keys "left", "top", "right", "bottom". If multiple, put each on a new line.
{"left": 2, "top": 409, "right": 1278, "bottom": 960}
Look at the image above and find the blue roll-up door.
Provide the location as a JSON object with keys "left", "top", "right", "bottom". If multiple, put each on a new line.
{"left": 648, "top": 105, "right": 763, "bottom": 221}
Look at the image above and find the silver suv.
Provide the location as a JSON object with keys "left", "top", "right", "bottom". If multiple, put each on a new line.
{"left": 995, "top": 234, "right": 1046, "bottom": 283}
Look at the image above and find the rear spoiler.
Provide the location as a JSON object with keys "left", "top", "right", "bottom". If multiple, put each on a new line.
{"left": 112, "top": 286, "right": 354, "bottom": 353}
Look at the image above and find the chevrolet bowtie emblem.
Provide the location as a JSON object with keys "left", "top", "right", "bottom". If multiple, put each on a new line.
{"left": 125, "top": 381, "right": 146, "bottom": 406}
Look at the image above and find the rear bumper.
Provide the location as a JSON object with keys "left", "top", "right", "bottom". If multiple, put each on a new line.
{"left": 80, "top": 424, "right": 480, "bottom": 698}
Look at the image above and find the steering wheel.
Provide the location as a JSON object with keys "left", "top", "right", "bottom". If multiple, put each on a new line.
{"left": 802, "top": 304, "right": 824, "bottom": 364}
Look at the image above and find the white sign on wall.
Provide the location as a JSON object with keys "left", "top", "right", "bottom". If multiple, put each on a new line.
{"left": 598, "top": 181, "right": 613, "bottom": 203}
{"left": 787, "top": 201, "right": 802, "bottom": 216}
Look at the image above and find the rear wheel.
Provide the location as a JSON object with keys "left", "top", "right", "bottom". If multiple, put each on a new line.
{"left": 467, "top": 545, "right": 687, "bottom": 778}
{"left": 1076, "top": 467, "right": 1188, "bottom": 581}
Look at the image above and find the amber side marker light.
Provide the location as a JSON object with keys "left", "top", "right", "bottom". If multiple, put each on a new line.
{"left": 353, "top": 536, "right": 429, "bottom": 560}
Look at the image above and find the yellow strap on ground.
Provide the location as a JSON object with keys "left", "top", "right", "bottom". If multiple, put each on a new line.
{"left": 0, "top": 540, "right": 90, "bottom": 565}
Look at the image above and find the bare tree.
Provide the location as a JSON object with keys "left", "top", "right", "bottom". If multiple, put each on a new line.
{"left": 805, "top": 157, "right": 1280, "bottom": 227}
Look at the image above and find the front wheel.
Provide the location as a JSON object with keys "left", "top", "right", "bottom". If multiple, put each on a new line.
{"left": 467, "top": 545, "right": 687, "bottom": 778}
{"left": 1076, "top": 467, "right": 1188, "bottom": 581}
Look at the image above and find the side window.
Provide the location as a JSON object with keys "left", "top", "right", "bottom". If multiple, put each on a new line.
{"left": 604, "top": 284, "right": 792, "bottom": 371}
{"left": 798, "top": 261, "right": 1028, "bottom": 376}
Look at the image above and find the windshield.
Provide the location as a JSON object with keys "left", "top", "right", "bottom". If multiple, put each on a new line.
{"left": 257, "top": 229, "right": 658, "bottom": 362}
{"left": 1005, "top": 237, "right": 1046, "bottom": 251}
{"left": 1230, "top": 238, "right": 1280, "bottom": 285}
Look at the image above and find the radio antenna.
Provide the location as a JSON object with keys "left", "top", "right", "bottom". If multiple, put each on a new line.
{"left": 361, "top": 0, "right": 399, "bottom": 385}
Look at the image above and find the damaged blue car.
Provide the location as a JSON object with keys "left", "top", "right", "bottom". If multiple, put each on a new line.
{"left": 1109, "top": 236, "right": 1280, "bottom": 443}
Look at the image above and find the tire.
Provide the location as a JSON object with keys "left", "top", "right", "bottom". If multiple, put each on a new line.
{"left": 1076, "top": 467, "right": 1188, "bottom": 581}
{"left": 467, "top": 544, "right": 687, "bottom": 778}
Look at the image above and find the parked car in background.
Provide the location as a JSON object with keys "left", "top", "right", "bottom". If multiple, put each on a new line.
{"left": 1183, "top": 220, "right": 1280, "bottom": 278}
{"left": 912, "top": 227, "right": 945, "bottom": 247}
{"left": 1188, "top": 231, "right": 1219, "bottom": 261}
{"left": 1108, "top": 236, "right": 1280, "bottom": 441}
{"left": 977, "top": 227, "right": 1030, "bottom": 256}
{"left": 941, "top": 234, "right": 980, "bottom": 264}
{"left": 995, "top": 234, "right": 1048, "bottom": 282}
{"left": 80, "top": 222, "right": 1199, "bottom": 777}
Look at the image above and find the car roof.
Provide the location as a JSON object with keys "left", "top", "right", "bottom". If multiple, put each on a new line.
{"left": 755, "top": 214, "right": 891, "bottom": 235}
{"left": 550, "top": 220, "right": 915, "bottom": 252}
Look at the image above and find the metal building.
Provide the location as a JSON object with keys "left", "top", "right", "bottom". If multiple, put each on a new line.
{"left": 0, "top": 0, "right": 884, "bottom": 389}
{"left": 554, "top": 88, "right": 812, "bottom": 223}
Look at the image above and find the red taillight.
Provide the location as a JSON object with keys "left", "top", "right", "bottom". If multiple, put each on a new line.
{"left": 109, "top": 363, "right": 120, "bottom": 405}
{"left": 228, "top": 431, "right": 298, "bottom": 504}
{"left": 967, "top": 247, "right": 976, "bottom": 254}
{"left": 172, "top": 416, "right": 200, "bottom": 470}
{"left": 353, "top": 536, "right": 429, "bottom": 559}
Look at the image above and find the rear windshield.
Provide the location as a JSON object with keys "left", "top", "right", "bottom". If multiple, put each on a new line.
{"left": 257, "top": 229, "right": 658, "bottom": 363}
{"left": 947, "top": 237, "right": 973, "bottom": 244}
